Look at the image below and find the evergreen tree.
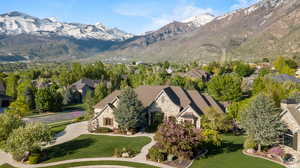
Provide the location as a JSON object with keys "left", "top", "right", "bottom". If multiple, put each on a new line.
{"left": 241, "top": 94, "right": 286, "bottom": 152}
{"left": 84, "top": 90, "right": 96, "bottom": 120}
{"left": 114, "top": 87, "right": 145, "bottom": 131}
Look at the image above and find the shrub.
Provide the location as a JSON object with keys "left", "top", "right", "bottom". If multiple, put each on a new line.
{"left": 113, "top": 147, "right": 138, "bottom": 158}
{"left": 283, "top": 153, "right": 293, "bottom": 162}
{"left": 147, "top": 145, "right": 167, "bottom": 162}
{"left": 94, "top": 127, "right": 113, "bottom": 133}
{"left": 28, "top": 153, "right": 40, "bottom": 164}
{"left": 268, "top": 146, "right": 284, "bottom": 158}
{"left": 5, "top": 123, "right": 52, "bottom": 161}
{"left": 243, "top": 137, "right": 256, "bottom": 149}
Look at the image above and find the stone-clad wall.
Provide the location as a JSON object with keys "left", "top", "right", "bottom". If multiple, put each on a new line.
{"left": 282, "top": 110, "right": 300, "bottom": 133}
{"left": 148, "top": 91, "right": 181, "bottom": 119}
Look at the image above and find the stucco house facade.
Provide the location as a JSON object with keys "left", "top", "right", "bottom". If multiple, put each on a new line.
{"left": 90, "top": 85, "right": 224, "bottom": 131}
{"left": 281, "top": 99, "right": 300, "bottom": 152}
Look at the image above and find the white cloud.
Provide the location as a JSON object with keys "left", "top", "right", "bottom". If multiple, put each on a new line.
{"left": 230, "top": 0, "right": 260, "bottom": 10}
{"left": 149, "top": 5, "right": 214, "bottom": 30}
{"left": 114, "top": 0, "right": 215, "bottom": 34}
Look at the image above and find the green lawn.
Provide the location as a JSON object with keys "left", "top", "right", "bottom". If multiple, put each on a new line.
{"left": 0, "top": 161, "right": 158, "bottom": 168}
{"left": 191, "top": 134, "right": 285, "bottom": 168}
{"left": 0, "top": 164, "right": 15, "bottom": 168}
{"left": 43, "top": 135, "right": 151, "bottom": 163}
{"left": 49, "top": 120, "right": 74, "bottom": 135}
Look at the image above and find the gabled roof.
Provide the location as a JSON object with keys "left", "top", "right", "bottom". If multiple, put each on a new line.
{"left": 71, "top": 77, "right": 100, "bottom": 90}
{"left": 94, "top": 85, "right": 224, "bottom": 117}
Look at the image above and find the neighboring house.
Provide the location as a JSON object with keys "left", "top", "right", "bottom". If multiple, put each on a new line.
{"left": 178, "top": 69, "right": 211, "bottom": 82}
{"left": 90, "top": 85, "right": 224, "bottom": 130}
{"left": 281, "top": 99, "right": 300, "bottom": 152}
{"left": 0, "top": 81, "right": 11, "bottom": 108}
{"left": 70, "top": 78, "right": 100, "bottom": 98}
{"left": 271, "top": 74, "right": 300, "bottom": 83}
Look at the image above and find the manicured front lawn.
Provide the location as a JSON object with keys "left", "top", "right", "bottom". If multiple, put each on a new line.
{"left": 43, "top": 135, "right": 151, "bottom": 163}
{"left": 44, "top": 161, "right": 158, "bottom": 168}
{"left": 49, "top": 120, "right": 74, "bottom": 135}
{"left": 191, "top": 134, "right": 285, "bottom": 168}
{"left": 0, "top": 164, "right": 15, "bottom": 168}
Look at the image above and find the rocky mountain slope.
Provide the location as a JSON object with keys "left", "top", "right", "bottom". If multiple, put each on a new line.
{"left": 0, "top": 11, "right": 133, "bottom": 61}
{"left": 0, "top": 11, "right": 132, "bottom": 41}
{"left": 98, "top": 0, "right": 300, "bottom": 63}
{"left": 183, "top": 13, "right": 215, "bottom": 27}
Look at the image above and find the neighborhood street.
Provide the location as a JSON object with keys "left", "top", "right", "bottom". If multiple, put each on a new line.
{"left": 23, "top": 111, "right": 84, "bottom": 124}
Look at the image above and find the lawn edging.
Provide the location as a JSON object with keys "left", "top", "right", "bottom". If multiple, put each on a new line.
{"left": 242, "top": 150, "right": 288, "bottom": 168}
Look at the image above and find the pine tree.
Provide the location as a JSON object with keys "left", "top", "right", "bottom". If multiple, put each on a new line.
{"left": 114, "top": 87, "right": 145, "bottom": 131}
{"left": 241, "top": 94, "right": 286, "bottom": 152}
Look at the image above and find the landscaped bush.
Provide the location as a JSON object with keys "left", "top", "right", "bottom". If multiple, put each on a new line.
{"left": 243, "top": 137, "right": 256, "bottom": 149}
{"left": 283, "top": 153, "right": 294, "bottom": 163}
{"left": 28, "top": 153, "right": 40, "bottom": 164}
{"left": 146, "top": 145, "right": 167, "bottom": 162}
{"left": 73, "top": 116, "right": 85, "bottom": 122}
{"left": 94, "top": 127, "right": 113, "bottom": 133}
{"left": 113, "top": 147, "right": 138, "bottom": 158}
{"left": 267, "top": 146, "right": 284, "bottom": 158}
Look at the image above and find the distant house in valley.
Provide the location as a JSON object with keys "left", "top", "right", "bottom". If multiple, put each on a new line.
{"left": 178, "top": 69, "right": 211, "bottom": 82}
{"left": 70, "top": 77, "right": 100, "bottom": 98}
{"left": 271, "top": 74, "right": 300, "bottom": 83}
{"left": 0, "top": 80, "right": 11, "bottom": 108}
{"left": 90, "top": 85, "right": 224, "bottom": 130}
{"left": 281, "top": 99, "right": 300, "bottom": 152}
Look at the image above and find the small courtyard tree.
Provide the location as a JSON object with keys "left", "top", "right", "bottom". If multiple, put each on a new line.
{"left": 154, "top": 118, "right": 203, "bottom": 161}
{"left": 241, "top": 94, "right": 286, "bottom": 152}
{"left": 5, "top": 122, "right": 52, "bottom": 161}
{"left": 114, "top": 87, "right": 145, "bottom": 131}
{"left": 0, "top": 113, "right": 25, "bottom": 142}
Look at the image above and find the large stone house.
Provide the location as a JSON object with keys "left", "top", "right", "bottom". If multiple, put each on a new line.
{"left": 281, "top": 99, "right": 300, "bottom": 152}
{"left": 90, "top": 85, "right": 224, "bottom": 130}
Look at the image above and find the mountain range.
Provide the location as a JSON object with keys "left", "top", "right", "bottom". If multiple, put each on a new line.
{"left": 1, "top": 0, "right": 300, "bottom": 63}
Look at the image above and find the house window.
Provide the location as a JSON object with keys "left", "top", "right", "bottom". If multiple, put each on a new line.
{"left": 103, "top": 118, "right": 113, "bottom": 126}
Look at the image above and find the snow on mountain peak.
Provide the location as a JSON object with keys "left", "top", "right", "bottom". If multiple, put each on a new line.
{"left": 0, "top": 11, "right": 133, "bottom": 41}
{"left": 183, "top": 13, "right": 215, "bottom": 27}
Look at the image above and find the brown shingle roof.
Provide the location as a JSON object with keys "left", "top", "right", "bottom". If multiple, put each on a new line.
{"left": 94, "top": 85, "right": 224, "bottom": 116}
{"left": 71, "top": 77, "right": 100, "bottom": 90}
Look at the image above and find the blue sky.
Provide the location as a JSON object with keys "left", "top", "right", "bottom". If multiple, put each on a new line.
{"left": 0, "top": 0, "right": 259, "bottom": 34}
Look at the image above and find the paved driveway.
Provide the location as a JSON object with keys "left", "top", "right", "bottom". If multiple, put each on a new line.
{"left": 23, "top": 111, "right": 84, "bottom": 124}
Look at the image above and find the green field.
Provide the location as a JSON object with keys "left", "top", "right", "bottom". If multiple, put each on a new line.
{"left": 43, "top": 134, "right": 151, "bottom": 163}
{"left": 191, "top": 134, "right": 285, "bottom": 168}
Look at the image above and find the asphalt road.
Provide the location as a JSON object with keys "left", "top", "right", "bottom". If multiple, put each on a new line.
{"left": 23, "top": 111, "right": 85, "bottom": 124}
